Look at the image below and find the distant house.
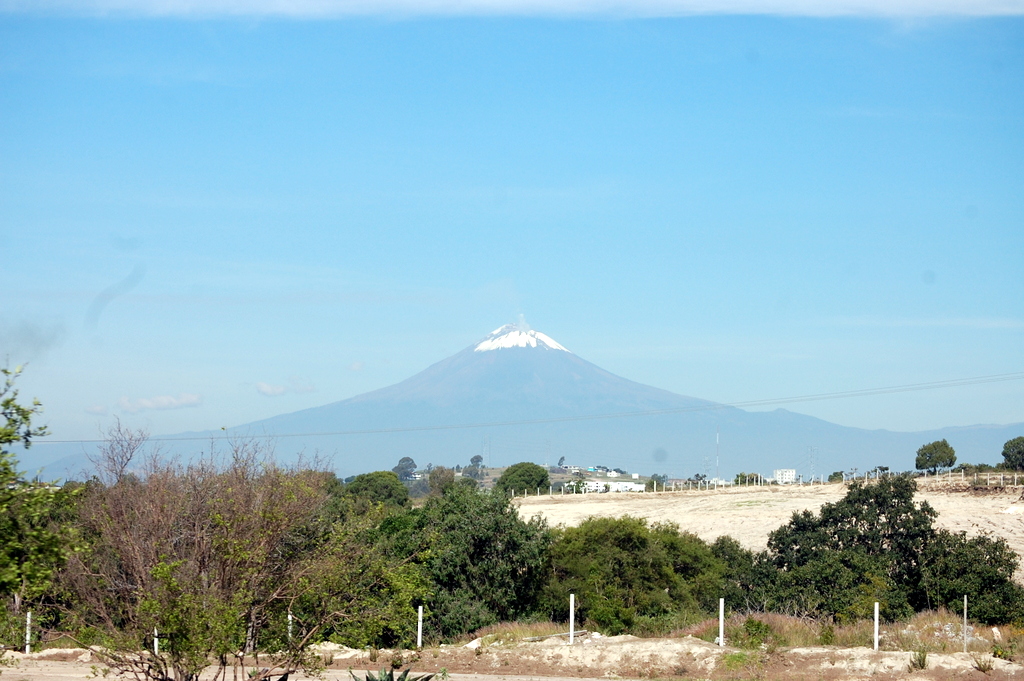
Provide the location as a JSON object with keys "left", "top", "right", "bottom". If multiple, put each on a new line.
{"left": 608, "top": 481, "right": 646, "bottom": 493}
{"left": 773, "top": 469, "right": 797, "bottom": 485}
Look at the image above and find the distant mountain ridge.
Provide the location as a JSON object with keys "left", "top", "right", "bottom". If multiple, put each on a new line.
{"left": 23, "top": 324, "right": 1024, "bottom": 480}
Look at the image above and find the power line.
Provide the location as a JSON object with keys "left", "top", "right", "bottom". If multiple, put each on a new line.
{"left": 41, "top": 370, "right": 1024, "bottom": 445}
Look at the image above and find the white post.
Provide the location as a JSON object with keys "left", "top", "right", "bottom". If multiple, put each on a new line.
{"left": 417, "top": 605, "right": 423, "bottom": 649}
{"left": 718, "top": 598, "right": 725, "bottom": 647}
{"left": 873, "top": 602, "right": 879, "bottom": 651}
{"left": 569, "top": 594, "right": 575, "bottom": 644}
{"left": 549, "top": 485, "right": 552, "bottom": 496}
{"left": 154, "top": 628, "right": 159, "bottom": 656}
{"left": 25, "top": 611, "right": 31, "bottom": 654}
{"left": 964, "top": 595, "right": 968, "bottom": 654}
{"left": 288, "top": 611, "right": 293, "bottom": 640}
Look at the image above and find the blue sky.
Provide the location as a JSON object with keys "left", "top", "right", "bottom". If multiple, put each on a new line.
{"left": 1, "top": 6, "right": 1022, "bottom": 444}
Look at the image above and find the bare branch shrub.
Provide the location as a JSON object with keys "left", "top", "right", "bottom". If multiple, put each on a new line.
{"left": 59, "top": 430, "right": 424, "bottom": 681}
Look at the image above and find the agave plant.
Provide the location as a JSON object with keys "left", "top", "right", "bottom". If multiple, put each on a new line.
{"left": 350, "top": 669, "right": 435, "bottom": 681}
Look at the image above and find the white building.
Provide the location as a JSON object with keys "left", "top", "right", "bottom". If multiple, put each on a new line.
{"left": 773, "top": 469, "right": 797, "bottom": 484}
{"left": 608, "top": 481, "right": 646, "bottom": 493}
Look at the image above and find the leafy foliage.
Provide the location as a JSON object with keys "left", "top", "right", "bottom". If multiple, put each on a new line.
{"left": 346, "top": 471, "right": 410, "bottom": 508}
{"left": 645, "top": 473, "right": 668, "bottom": 491}
{"left": 0, "top": 367, "right": 79, "bottom": 613}
{"left": 380, "top": 485, "right": 550, "bottom": 641}
{"left": 749, "top": 476, "right": 1024, "bottom": 624}
{"left": 493, "top": 462, "right": 549, "bottom": 495}
{"left": 392, "top": 457, "right": 417, "bottom": 481}
{"left": 755, "top": 477, "right": 937, "bottom": 621}
{"left": 920, "top": 531, "right": 1024, "bottom": 624}
{"left": 541, "top": 516, "right": 724, "bottom": 634}
{"left": 59, "top": 435, "right": 427, "bottom": 681}
{"left": 427, "top": 466, "right": 455, "bottom": 496}
{"left": 916, "top": 439, "right": 956, "bottom": 473}
{"left": 1002, "top": 436, "right": 1024, "bottom": 471}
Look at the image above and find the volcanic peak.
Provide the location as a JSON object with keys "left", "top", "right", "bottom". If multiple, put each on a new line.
{"left": 473, "top": 323, "right": 571, "bottom": 353}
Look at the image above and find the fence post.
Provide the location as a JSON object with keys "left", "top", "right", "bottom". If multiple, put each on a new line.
{"left": 154, "top": 628, "right": 159, "bottom": 656}
{"left": 718, "top": 598, "right": 725, "bottom": 647}
{"left": 964, "top": 595, "right": 968, "bottom": 654}
{"left": 873, "top": 602, "right": 879, "bottom": 651}
{"left": 288, "top": 611, "right": 293, "bottom": 640}
{"left": 25, "top": 610, "right": 31, "bottom": 654}
{"left": 417, "top": 605, "right": 423, "bottom": 649}
{"left": 569, "top": 594, "right": 575, "bottom": 645}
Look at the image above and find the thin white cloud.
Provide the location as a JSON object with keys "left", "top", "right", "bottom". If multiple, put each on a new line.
{"left": 349, "top": 361, "right": 365, "bottom": 372}
{"left": 255, "top": 377, "right": 316, "bottom": 396}
{"left": 118, "top": 393, "right": 203, "bottom": 413}
{"left": 85, "top": 404, "right": 108, "bottom": 415}
{"left": 256, "top": 381, "right": 288, "bottom": 396}
{"left": 2, "top": 0, "right": 1022, "bottom": 16}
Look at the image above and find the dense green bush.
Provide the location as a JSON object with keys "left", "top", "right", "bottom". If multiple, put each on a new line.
{"left": 749, "top": 476, "right": 1024, "bottom": 624}
{"left": 379, "top": 485, "right": 551, "bottom": 641}
{"left": 541, "top": 516, "right": 724, "bottom": 634}
{"left": 921, "top": 530, "right": 1024, "bottom": 624}
{"left": 493, "top": 462, "right": 549, "bottom": 495}
{"left": 1003, "top": 437, "right": 1024, "bottom": 471}
{"left": 345, "top": 471, "right": 411, "bottom": 508}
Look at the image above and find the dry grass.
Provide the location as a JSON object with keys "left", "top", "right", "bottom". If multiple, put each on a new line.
{"left": 465, "top": 620, "right": 569, "bottom": 645}
{"left": 668, "top": 609, "right": 1006, "bottom": 654}
{"left": 881, "top": 608, "right": 996, "bottom": 653}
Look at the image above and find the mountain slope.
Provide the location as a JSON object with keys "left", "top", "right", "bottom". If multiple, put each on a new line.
{"left": 23, "top": 324, "right": 1024, "bottom": 480}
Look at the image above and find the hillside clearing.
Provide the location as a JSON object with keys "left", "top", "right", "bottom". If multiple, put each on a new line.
{"left": 513, "top": 479, "right": 1024, "bottom": 572}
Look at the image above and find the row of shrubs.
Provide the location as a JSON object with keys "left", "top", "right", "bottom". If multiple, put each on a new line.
{"left": 3, "top": 450, "right": 1023, "bottom": 672}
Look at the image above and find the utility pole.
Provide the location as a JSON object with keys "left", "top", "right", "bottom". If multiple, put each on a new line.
{"left": 716, "top": 427, "right": 720, "bottom": 484}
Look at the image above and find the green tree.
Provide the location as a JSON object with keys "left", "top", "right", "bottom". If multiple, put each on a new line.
{"left": 916, "top": 439, "right": 956, "bottom": 473}
{"left": 427, "top": 466, "right": 455, "bottom": 496}
{"left": 62, "top": 435, "right": 426, "bottom": 680}
{"left": 493, "top": 462, "right": 549, "bottom": 495}
{"left": 645, "top": 473, "right": 668, "bottom": 491}
{"left": 541, "top": 517, "right": 724, "bottom": 634}
{"left": 345, "top": 471, "right": 410, "bottom": 508}
{"left": 379, "top": 485, "right": 550, "bottom": 641}
{"left": 756, "top": 477, "right": 937, "bottom": 621}
{"left": 392, "top": 457, "right": 417, "bottom": 481}
{"left": 1001, "top": 436, "right": 1024, "bottom": 471}
{"left": 921, "top": 531, "right": 1024, "bottom": 624}
{"left": 828, "top": 471, "right": 845, "bottom": 483}
{"left": 0, "top": 366, "right": 79, "bottom": 614}
{"left": 710, "top": 536, "right": 755, "bottom": 611}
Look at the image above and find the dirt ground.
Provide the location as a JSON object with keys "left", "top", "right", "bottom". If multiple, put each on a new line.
{"left": 513, "top": 478, "right": 1024, "bottom": 573}
{"left": 7, "top": 633, "right": 1023, "bottom": 681}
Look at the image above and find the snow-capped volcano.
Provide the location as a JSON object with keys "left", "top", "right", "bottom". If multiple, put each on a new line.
{"left": 28, "top": 322, "right": 1021, "bottom": 481}
{"left": 474, "top": 324, "right": 570, "bottom": 353}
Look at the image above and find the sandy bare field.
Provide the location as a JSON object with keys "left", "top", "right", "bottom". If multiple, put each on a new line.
{"left": 513, "top": 479, "right": 1024, "bottom": 565}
